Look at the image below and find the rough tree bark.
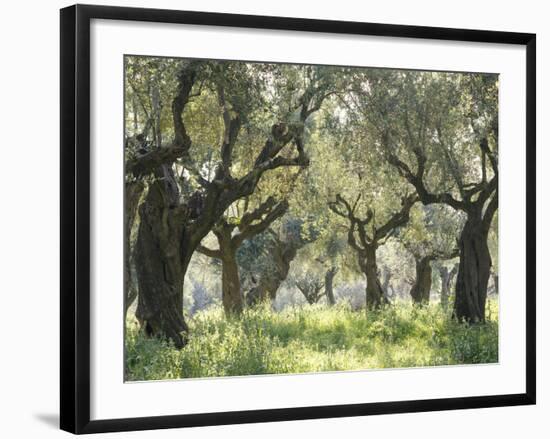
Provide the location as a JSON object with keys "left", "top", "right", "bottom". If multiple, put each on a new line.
{"left": 197, "top": 198, "right": 289, "bottom": 316}
{"left": 329, "top": 193, "right": 417, "bottom": 310}
{"left": 134, "top": 175, "right": 189, "bottom": 347}
{"left": 454, "top": 213, "right": 493, "bottom": 322}
{"left": 128, "top": 62, "right": 329, "bottom": 345}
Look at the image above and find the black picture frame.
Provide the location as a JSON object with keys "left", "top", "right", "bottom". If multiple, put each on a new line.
{"left": 60, "top": 4, "right": 536, "bottom": 434}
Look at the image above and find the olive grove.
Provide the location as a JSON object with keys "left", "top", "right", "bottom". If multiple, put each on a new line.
{"left": 124, "top": 57, "right": 499, "bottom": 378}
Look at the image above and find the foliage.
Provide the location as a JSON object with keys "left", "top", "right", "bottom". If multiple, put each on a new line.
{"left": 125, "top": 300, "right": 498, "bottom": 381}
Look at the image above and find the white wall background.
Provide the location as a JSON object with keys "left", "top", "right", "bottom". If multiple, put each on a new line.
{"left": 0, "top": 0, "right": 546, "bottom": 437}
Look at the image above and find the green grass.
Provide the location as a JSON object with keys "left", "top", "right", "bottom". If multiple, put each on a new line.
{"left": 125, "top": 300, "right": 498, "bottom": 381}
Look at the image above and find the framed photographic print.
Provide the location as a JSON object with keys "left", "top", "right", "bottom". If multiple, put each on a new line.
{"left": 60, "top": 4, "right": 536, "bottom": 434}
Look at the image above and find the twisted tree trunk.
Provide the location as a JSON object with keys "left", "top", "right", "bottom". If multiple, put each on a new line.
{"left": 134, "top": 180, "right": 190, "bottom": 348}
{"left": 329, "top": 194, "right": 416, "bottom": 310}
{"left": 198, "top": 198, "right": 289, "bottom": 315}
{"left": 247, "top": 243, "right": 298, "bottom": 306}
{"left": 384, "top": 123, "right": 498, "bottom": 323}
{"left": 410, "top": 256, "right": 432, "bottom": 304}
{"left": 213, "top": 225, "right": 244, "bottom": 316}
{"left": 362, "top": 246, "right": 385, "bottom": 309}
{"left": 220, "top": 252, "right": 243, "bottom": 315}
{"left": 129, "top": 61, "right": 330, "bottom": 346}
{"left": 453, "top": 216, "right": 492, "bottom": 322}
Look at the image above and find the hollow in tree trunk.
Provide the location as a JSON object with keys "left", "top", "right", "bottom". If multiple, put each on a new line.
{"left": 453, "top": 217, "right": 492, "bottom": 322}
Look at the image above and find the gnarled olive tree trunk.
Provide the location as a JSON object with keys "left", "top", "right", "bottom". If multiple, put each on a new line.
{"left": 220, "top": 253, "right": 243, "bottom": 315}
{"left": 246, "top": 220, "right": 311, "bottom": 307}
{"left": 128, "top": 61, "right": 331, "bottom": 346}
{"left": 247, "top": 243, "right": 298, "bottom": 306}
{"left": 438, "top": 263, "right": 458, "bottom": 309}
{"left": 214, "top": 232, "right": 244, "bottom": 317}
{"left": 410, "top": 256, "right": 432, "bottom": 304}
{"left": 385, "top": 130, "right": 498, "bottom": 323}
{"left": 329, "top": 193, "right": 417, "bottom": 311}
{"left": 361, "top": 246, "right": 386, "bottom": 309}
{"left": 206, "top": 224, "right": 244, "bottom": 316}
{"left": 325, "top": 266, "right": 338, "bottom": 306}
{"left": 295, "top": 276, "right": 324, "bottom": 305}
{"left": 198, "top": 198, "right": 289, "bottom": 316}
{"left": 134, "top": 180, "right": 190, "bottom": 348}
{"left": 453, "top": 216, "right": 492, "bottom": 322}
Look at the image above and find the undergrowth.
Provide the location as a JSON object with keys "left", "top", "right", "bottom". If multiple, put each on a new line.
{"left": 125, "top": 300, "right": 498, "bottom": 381}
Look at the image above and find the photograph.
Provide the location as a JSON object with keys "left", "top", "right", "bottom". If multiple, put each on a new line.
{"left": 123, "top": 56, "right": 499, "bottom": 381}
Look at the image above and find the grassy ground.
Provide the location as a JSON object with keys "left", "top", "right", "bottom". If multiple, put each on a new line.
{"left": 125, "top": 300, "right": 498, "bottom": 381}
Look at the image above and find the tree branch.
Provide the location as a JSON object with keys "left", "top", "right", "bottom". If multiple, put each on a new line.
{"left": 218, "top": 85, "right": 242, "bottom": 170}
{"left": 328, "top": 194, "right": 375, "bottom": 251}
{"left": 127, "top": 146, "right": 188, "bottom": 177}
{"left": 172, "top": 62, "right": 199, "bottom": 150}
{"left": 233, "top": 199, "right": 289, "bottom": 248}
{"left": 383, "top": 132, "right": 468, "bottom": 212}
{"left": 196, "top": 243, "right": 222, "bottom": 259}
{"left": 374, "top": 194, "right": 418, "bottom": 240}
